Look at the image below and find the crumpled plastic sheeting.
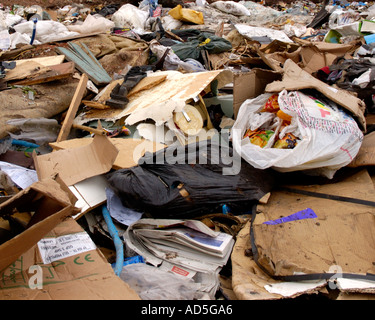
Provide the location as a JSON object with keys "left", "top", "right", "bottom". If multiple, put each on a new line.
{"left": 7, "top": 118, "right": 61, "bottom": 146}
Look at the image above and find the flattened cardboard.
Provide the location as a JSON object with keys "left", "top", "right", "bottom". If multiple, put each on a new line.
{"left": 265, "top": 59, "right": 367, "bottom": 130}
{"left": 231, "top": 221, "right": 327, "bottom": 300}
{"left": 0, "top": 178, "right": 79, "bottom": 272}
{"left": 257, "top": 40, "right": 301, "bottom": 72}
{"left": 0, "top": 218, "right": 140, "bottom": 300}
{"left": 349, "top": 131, "right": 375, "bottom": 168}
{"left": 232, "top": 169, "right": 375, "bottom": 299}
{"left": 33, "top": 133, "right": 119, "bottom": 186}
{"left": 233, "top": 68, "right": 282, "bottom": 119}
{"left": 254, "top": 169, "right": 375, "bottom": 290}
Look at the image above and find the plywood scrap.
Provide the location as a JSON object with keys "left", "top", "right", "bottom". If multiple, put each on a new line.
{"left": 5, "top": 61, "right": 50, "bottom": 82}
{"left": 13, "top": 62, "right": 75, "bottom": 86}
{"left": 4, "top": 55, "right": 66, "bottom": 82}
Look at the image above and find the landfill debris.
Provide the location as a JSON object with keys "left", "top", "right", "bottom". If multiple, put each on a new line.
{"left": 0, "top": 0, "right": 374, "bottom": 303}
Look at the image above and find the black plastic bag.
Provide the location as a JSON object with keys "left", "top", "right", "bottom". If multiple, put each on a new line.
{"left": 106, "top": 141, "right": 275, "bottom": 219}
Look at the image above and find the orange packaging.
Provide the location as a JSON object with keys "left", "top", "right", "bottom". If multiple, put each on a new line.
{"left": 276, "top": 110, "right": 292, "bottom": 125}
{"left": 261, "top": 94, "right": 280, "bottom": 113}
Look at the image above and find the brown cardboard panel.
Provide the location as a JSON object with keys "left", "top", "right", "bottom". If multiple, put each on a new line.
{"left": 0, "top": 178, "right": 79, "bottom": 272}
{"left": 49, "top": 137, "right": 166, "bottom": 170}
{"left": 34, "top": 133, "right": 119, "bottom": 186}
{"left": 231, "top": 221, "right": 284, "bottom": 300}
{"left": 254, "top": 169, "right": 375, "bottom": 281}
{"left": 349, "top": 131, "right": 375, "bottom": 167}
{"left": 265, "top": 59, "right": 366, "bottom": 130}
{"left": 0, "top": 218, "right": 140, "bottom": 300}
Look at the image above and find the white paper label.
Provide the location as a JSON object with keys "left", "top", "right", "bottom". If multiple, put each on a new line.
{"left": 38, "top": 232, "right": 97, "bottom": 264}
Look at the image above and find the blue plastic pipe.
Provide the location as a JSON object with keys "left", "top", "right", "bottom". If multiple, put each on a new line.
{"left": 102, "top": 205, "right": 124, "bottom": 277}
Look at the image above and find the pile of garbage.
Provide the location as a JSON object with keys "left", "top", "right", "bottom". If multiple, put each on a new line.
{"left": 0, "top": 0, "right": 375, "bottom": 301}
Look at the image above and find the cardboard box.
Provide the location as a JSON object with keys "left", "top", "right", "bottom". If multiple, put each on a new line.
{"left": 0, "top": 177, "right": 80, "bottom": 272}
{"left": 233, "top": 68, "right": 282, "bottom": 119}
{"left": 49, "top": 137, "right": 166, "bottom": 170}
{"left": 33, "top": 134, "right": 119, "bottom": 218}
{"left": 0, "top": 217, "right": 140, "bottom": 300}
{"left": 33, "top": 133, "right": 119, "bottom": 186}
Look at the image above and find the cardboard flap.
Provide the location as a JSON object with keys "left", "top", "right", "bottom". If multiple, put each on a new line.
{"left": 49, "top": 137, "right": 166, "bottom": 170}
{"left": 34, "top": 134, "right": 119, "bottom": 186}
{"left": 265, "top": 59, "right": 366, "bottom": 130}
{"left": 0, "top": 178, "right": 79, "bottom": 272}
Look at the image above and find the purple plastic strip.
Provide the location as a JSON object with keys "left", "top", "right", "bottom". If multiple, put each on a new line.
{"left": 263, "top": 208, "right": 317, "bottom": 225}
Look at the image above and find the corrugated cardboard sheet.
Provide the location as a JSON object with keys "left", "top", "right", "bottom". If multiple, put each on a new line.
{"left": 232, "top": 169, "right": 375, "bottom": 299}
{"left": 0, "top": 218, "right": 140, "bottom": 300}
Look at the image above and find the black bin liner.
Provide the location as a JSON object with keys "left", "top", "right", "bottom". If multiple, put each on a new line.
{"left": 106, "top": 141, "right": 275, "bottom": 219}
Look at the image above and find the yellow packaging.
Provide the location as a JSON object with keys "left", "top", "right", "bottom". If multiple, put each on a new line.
{"left": 169, "top": 5, "right": 204, "bottom": 25}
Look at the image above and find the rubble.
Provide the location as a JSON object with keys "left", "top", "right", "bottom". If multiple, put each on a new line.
{"left": 0, "top": 0, "right": 374, "bottom": 304}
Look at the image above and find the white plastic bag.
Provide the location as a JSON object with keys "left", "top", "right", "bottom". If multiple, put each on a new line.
{"left": 13, "top": 20, "right": 79, "bottom": 43}
{"left": 10, "top": 32, "right": 35, "bottom": 49}
{"left": 211, "top": 1, "right": 250, "bottom": 16}
{"left": 111, "top": 4, "right": 149, "bottom": 31}
{"left": 0, "top": 30, "right": 10, "bottom": 51}
{"left": 67, "top": 14, "right": 115, "bottom": 33}
{"left": 161, "top": 15, "right": 182, "bottom": 31}
{"left": 231, "top": 90, "right": 364, "bottom": 178}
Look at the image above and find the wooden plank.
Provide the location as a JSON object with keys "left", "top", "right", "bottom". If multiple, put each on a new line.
{"left": 5, "top": 61, "right": 49, "bottom": 81}
{"left": 8, "top": 55, "right": 66, "bottom": 68}
{"left": 56, "top": 73, "right": 88, "bottom": 143}
{"left": 13, "top": 62, "right": 75, "bottom": 86}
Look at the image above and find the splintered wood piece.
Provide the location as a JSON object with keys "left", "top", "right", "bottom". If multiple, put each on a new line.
{"left": 56, "top": 73, "right": 88, "bottom": 142}
{"left": 13, "top": 62, "right": 75, "bottom": 86}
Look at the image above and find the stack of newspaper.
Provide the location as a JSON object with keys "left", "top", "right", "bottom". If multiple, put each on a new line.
{"left": 123, "top": 218, "right": 235, "bottom": 297}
